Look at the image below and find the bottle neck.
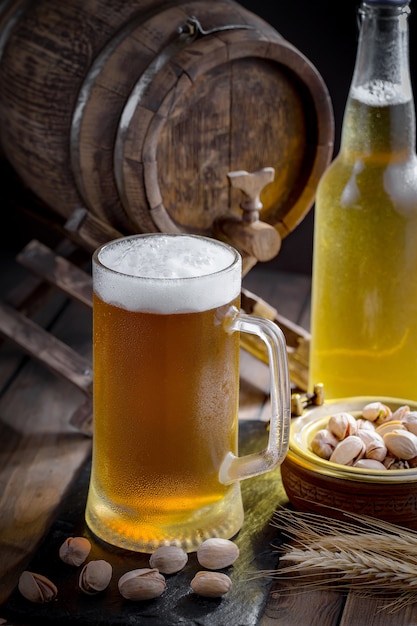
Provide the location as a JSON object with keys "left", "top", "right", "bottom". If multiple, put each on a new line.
{"left": 341, "top": 0, "right": 416, "bottom": 156}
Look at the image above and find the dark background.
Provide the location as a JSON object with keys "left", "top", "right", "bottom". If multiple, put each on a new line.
{"left": 2, "top": 0, "right": 416, "bottom": 275}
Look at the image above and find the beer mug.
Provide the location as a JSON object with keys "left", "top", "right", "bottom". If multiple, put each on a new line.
{"left": 85, "top": 233, "right": 290, "bottom": 552}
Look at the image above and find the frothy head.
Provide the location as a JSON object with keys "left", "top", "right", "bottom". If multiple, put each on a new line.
{"left": 352, "top": 79, "right": 412, "bottom": 106}
{"left": 93, "top": 234, "right": 242, "bottom": 313}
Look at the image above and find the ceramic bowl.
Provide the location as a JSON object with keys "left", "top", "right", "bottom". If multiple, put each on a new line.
{"left": 280, "top": 396, "right": 417, "bottom": 529}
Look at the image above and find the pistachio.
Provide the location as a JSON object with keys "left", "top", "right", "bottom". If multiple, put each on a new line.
{"left": 364, "top": 436, "right": 387, "bottom": 462}
{"left": 59, "top": 536, "right": 91, "bottom": 566}
{"left": 149, "top": 545, "right": 188, "bottom": 574}
{"left": 310, "top": 429, "right": 339, "bottom": 460}
{"left": 384, "top": 455, "right": 410, "bottom": 470}
{"left": 18, "top": 571, "right": 57, "bottom": 603}
{"left": 362, "top": 402, "right": 392, "bottom": 423}
{"left": 190, "top": 571, "right": 232, "bottom": 597}
{"left": 392, "top": 405, "right": 411, "bottom": 421}
{"left": 401, "top": 411, "right": 417, "bottom": 435}
{"left": 383, "top": 455, "right": 397, "bottom": 469}
{"left": 353, "top": 459, "right": 387, "bottom": 470}
{"left": 327, "top": 412, "right": 357, "bottom": 439}
{"left": 309, "top": 402, "right": 417, "bottom": 471}
{"left": 375, "top": 420, "right": 406, "bottom": 437}
{"left": 118, "top": 568, "right": 166, "bottom": 601}
{"left": 79, "top": 560, "right": 112, "bottom": 595}
{"left": 356, "top": 418, "right": 376, "bottom": 432}
{"left": 383, "top": 430, "right": 417, "bottom": 460}
{"left": 356, "top": 428, "right": 380, "bottom": 447}
{"left": 329, "top": 435, "right": 365, "bottom": 466}
{"left": 196, "top": 538, "right": 239, "bottom": 570}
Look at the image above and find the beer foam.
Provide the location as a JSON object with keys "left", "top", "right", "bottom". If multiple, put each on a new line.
{"left": 352, "top": 79, "right": 411, "bottom": 106}
{"left": 94, "top": 234, "right": 241, "bottom": 313}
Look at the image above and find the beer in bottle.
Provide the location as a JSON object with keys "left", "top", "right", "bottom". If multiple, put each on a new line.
{"left": 309, "top": 0, "right": 417, "bottom": 400}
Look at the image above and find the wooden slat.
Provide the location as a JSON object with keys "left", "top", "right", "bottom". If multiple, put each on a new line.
{"left": 0, "top": 302, "right": 92, "bottom": 393}
{"left": 17, "top": 239, "right": 93, "bottom": 307}
{"left": 260, "top": 587, "right": 345, "bottom": 626}
{"left": 339, "top": 594, "right": 417, "bottom": 624}
{"left": 64, "top": 207, "right": 123, "bottom": 253}
{"left": 241, "top": 287, "right": 310, "bottom": 347}
{"left": 241, "top": 287, "right": 310, "bottom": 391}
{"left": 3, "top": 238, "right": 81, "bottom": 315}
{"left": 69, "top": 396, "right": 93, "bottom": 435}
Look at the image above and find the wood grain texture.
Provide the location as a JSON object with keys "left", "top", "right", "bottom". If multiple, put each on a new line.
{"left": 0, "top": 0, "right": 333, "bottom": 255}
{"left": 0, "top": 302, "right": 92, "bottom": 392}
{"left": 261, "top": 586, "right": 345, "bottom": 626}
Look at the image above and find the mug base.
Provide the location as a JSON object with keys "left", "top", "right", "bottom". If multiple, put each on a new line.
{"left": 84, "top": 481, "right": 244, "bottom": 553}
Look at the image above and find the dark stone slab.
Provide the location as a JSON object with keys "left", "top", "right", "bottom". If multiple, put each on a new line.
{"left": 4, "top": 420, "right": 289, "bottom": 626}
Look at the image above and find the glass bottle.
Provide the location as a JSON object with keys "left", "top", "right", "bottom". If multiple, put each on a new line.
{"left": 309, "top": 0, "right": 417, "bottom": 400}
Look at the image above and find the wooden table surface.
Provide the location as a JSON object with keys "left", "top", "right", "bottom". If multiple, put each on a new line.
{"left": 1, "top": 242, "right": 416, "bottom": 625}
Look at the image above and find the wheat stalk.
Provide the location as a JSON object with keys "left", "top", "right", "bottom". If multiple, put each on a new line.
{"left": 272, "top": 506, "right": 417, "bottom": 557}
{"left": 254, "top": 506, "right": 417, "bottom": 612}
{"left": 279, "top": 547, "right": 417, "bottom": 588}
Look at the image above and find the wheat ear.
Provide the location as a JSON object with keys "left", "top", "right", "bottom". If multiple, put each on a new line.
{"left": 253, "top": 506, "right": 417, "bottom": 612}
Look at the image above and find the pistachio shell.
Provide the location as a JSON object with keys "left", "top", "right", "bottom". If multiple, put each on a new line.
{"left": 384, "top": 455, "right": 410, "bottom": 470}
{"left": 18, "top": 571, "right": 57, "bottom": 603}
{"left": 196, "top": 538, "right": 239, "bottom": 570}
{"left": 191, "top": 571, "right": 232, "bottom": 597}
{"left": 356, "top": 429, "right": 382, "bottom": 447}
{"left": 329, "top": 435, "right": 365, "bottom": 466}
{"left": 383, "top": 455, "right": 397, "bottom": 469}
{"left": 118, "top": 568, "right": 166, "bottom": 601}
{"left": 79, "top": 560, "right": 112, "bottom": 595}
{"left": 392, "top": 405, "right": 411, "bottom": 421}
{"left": 310, "top": 429, "right": 339, "bottom": 460}
{"left": 362, "top": 402, "right": 392, "bottom": 423}
{"left": 383, "top": 430, "right": 417, "bottom": 460}
{"left": 59, "top": 536, "right": 91, "bottom": 566}
{"left": 149, "top": 546, "right": 188, "bottom": 574}
{"left": 365, "top": 437, "right": 387, "bottom": 462}
{"left": 401, "top": 411, "right": 417, "bottom": 435}
{"left": 353, "top": 459, "right": 387, "bottom": 470}
{"left": 327, "top": 412, "right": 357, "bottom": 439}
{"left": 375, "top": 420, "right": 406, "bottom": 437}
{"left": 356, "top": 418, "right": 376, "bottom": 432}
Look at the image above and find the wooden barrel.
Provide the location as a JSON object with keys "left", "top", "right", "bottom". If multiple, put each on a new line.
{"left": 0, "top": 0, "right": 334, "bottom": 257}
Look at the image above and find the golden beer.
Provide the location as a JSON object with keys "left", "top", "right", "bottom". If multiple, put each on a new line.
{"left": 310, "top": 98, "right": 417, "bottom": 399}
{"left": 86, "top": 234, "right": 290, "bottom": 552}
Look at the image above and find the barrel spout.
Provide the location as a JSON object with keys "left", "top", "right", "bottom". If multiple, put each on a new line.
{"left": 214, "top": 168, "right": 282, "bottom": 269}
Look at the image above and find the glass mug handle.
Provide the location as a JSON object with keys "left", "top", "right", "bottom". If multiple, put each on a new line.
{"left": 219, "top": 311, "right": 291, "bottom": 485}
